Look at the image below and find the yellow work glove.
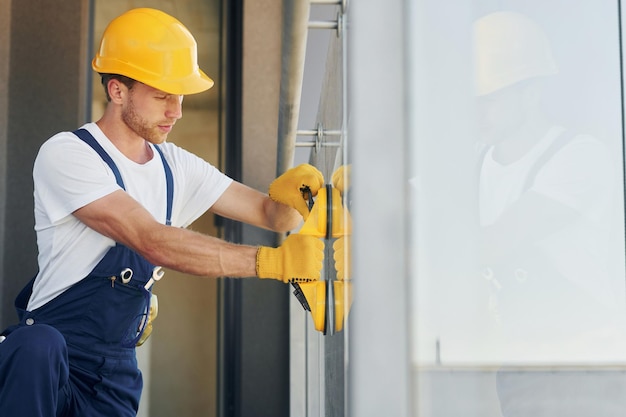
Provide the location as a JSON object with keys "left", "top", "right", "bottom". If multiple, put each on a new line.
{"left": 331, "top": 164, "right": 351, "bottom": 195}
{"left": 269, "top": 164, "right": 324, "bottom": 220}
{"left": 333, "top": 236, "right": 351, "bottom": 280}
{"left": 257, "top": 234, "right": 324, "bottom": 283}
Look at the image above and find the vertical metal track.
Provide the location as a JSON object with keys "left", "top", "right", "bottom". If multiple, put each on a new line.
{"left": 339, "top": 6, "right": 350, "bottom": 416}
{"left": 281, "top": 1, "right": 348, "bottom": 416}
{"left": 618, "top": 0, "right": 626, "bottom": 313}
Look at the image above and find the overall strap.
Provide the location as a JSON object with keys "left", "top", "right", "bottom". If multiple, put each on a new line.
{"left": 477, "top": 129, "right": 578, "bottom": 194}
{"left": 522, "top": 129, "right": 577, "bottom": 192}
{"left": 153, "top": 145, "right": 174, "bottom": 226}
{"left": 72, "top": 128, "right": 174, "bottom": 225}
{"left": 73, "top": 128, "right": 125, "bottom": 189}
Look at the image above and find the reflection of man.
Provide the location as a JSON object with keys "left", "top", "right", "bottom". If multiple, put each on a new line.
{"left": 474, "top": 10, "right": 626, "bottom": 416}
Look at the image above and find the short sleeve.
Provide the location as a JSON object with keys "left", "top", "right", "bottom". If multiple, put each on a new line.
{"left": 532, "top": 136, "right": 615, "bottom": 219}
{"left": 158, "top": 142, "right": 233, "bottom": 228}
{"left": 33, "top": 132, "right": 121, "bottom": 224}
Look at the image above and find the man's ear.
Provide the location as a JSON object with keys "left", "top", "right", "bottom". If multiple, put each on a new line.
{"left": 107, "top": 79, "right": 126, "bottom": 103}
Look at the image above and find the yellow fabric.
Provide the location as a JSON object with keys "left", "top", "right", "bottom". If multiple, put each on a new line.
{"left": 256, "top": 234, "right": 324, "bottom": 283}
{"left": 269, "top": 164, "right": 324, "bottom": 220}
{"left": 333, "top": 236, "right": 351, "bottom": 281}
{"left": 331, "top": 164, "right": 351, "bottom": 194}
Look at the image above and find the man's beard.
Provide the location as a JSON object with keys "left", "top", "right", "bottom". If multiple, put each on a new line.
{"left": 121, "top": 97, "right": 167, "bottom": 144}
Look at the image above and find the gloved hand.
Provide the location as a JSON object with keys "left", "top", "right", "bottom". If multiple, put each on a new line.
{"left": 257, "top": 234, "right": 324, "bottom": 283}
{"left": 333, "top": 236, "right": 351, "bottom": 280}
{"left": 269, "top": 164, "right": 324, "bottom": 220}
{"left": 331, "top": 164, "right": 351, "bottom": 195}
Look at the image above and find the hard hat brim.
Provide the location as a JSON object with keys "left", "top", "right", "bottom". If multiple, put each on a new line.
{"left": 93, "top": 57, "right": 214, "bottom": 95}
{"left": 141, "top": 68, "right": 215, "bottom": 95}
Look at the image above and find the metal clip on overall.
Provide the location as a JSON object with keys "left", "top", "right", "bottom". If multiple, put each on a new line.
{"left": 291, "top": 184, "right": 352, "bottom": 335}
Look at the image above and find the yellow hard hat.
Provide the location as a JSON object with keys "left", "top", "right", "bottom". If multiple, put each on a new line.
{"left": 92, "top": 8, "right": 214, "bottom": 95}
{"left": 473, "top": 11, "right": 558, "bottom": 96}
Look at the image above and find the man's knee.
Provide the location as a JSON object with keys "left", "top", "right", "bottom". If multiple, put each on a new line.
{"left": 0, "top": 324, "right": 67, "bottom": 367}
{"left": 0, "top": 325, "right": 70, "bottom": 414}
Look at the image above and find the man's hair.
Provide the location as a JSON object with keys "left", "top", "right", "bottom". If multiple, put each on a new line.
{"left": 100, "top": 74, "right": 136, "bottom": 102}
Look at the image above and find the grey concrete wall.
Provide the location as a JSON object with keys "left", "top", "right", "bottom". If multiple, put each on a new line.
{"left": 0, "top": 0, "right": 11, "bottom": 329}
{"left": 0, "top": 0, "right": 90, "bottom": 329}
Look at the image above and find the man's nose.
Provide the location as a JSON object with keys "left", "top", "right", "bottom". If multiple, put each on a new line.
{"left": 166, "top": 95, "right": 184, "bottom": 119}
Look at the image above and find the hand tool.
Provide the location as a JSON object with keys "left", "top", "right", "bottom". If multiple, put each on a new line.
{"left": 292, "top": 180, "right": 353, "bottom": 334}
{"left": 145, "top": 266, "right": 164, "bottom": 290}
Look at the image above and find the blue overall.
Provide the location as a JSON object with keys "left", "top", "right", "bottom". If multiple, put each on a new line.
{"left": 0, "top": 129, "right": 173, "bottom": 416}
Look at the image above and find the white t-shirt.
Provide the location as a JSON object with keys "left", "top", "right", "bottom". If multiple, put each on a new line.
{"left": 479, "top": 126, "right": 626, "bottom": 362}
{"left": 479, "top": 127, "right": 617, "bottom": 290}
{"left": 28, "top": 122, "right": 233, "bottom": 310}
{"left": 479, "top": 126, "right": 614, "bottom": 226}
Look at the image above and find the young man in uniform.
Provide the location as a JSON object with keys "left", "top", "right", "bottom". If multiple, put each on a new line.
{"left": 0, "top": 8, "right": 324, "bottom": 416}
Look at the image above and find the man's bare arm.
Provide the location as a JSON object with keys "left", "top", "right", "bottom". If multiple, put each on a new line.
{"left": 73, "top": 189, "right": 260, "bottom": 278}
{"left": 209, "top": 181, "right": 302, "bottom": 232}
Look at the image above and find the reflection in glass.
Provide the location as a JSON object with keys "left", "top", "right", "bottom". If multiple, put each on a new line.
{"left": 410, "top": 6, "right": 626, "bottom": 416}
{"left": 474, "top": 10, "right": 626, "bottom": 366}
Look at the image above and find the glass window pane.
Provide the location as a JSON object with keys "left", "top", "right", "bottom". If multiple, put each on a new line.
{"left": 409, "top": 2, "right": 626, "bottom": 415}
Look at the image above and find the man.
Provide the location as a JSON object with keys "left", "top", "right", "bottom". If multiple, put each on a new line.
{"left": 0, "top": 8, "right": 324, "bottom": 416}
